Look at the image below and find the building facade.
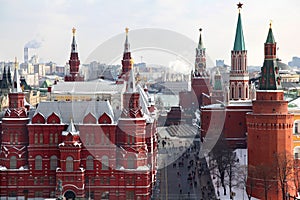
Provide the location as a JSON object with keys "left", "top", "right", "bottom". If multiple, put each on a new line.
{"left": 246, "top": 24, "right": 295, "bottom": 199}
{"left": 0, "top": 28, "right": 157, "bottom": 200}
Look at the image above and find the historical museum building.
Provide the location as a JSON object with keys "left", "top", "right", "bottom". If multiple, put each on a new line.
{"left": 0, "top": 28, "right": 158, "bottom": 200}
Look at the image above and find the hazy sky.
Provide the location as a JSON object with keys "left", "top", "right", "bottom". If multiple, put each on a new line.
{"left": 0, "top": 0, "right": 299, "bottom": 67}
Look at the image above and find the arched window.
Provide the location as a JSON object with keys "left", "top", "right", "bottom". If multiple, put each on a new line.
{"left": 35, "top": 155, "right": 42, "bottom": 170}
{"left": 101, "top": 155, "right": 109, "bottom": 170}
{"left": 231, "top": 87, "right": 234, "bottom": 99}
{"left": 127, "top": 155, "right": 135, "bottom": 169}
{"left": 86, "top": 156, "right": 94, "bottom": 170}
{"left": 294, "top": 147, "right": 300, "bottom": 159}
{"left": 66, "top": 156, "right": 73, "bottom": 172}
{"left": 50, "top": 155, "right": 58, "bottom": 170}
{"left": 238, "top": 87, "right": 242, "bottom": 98}
{"left": 10, "top": 156, "right": 17, "bottom": 169}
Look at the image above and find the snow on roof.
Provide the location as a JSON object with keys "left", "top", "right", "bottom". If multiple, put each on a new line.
{"left": 51, "top": 80, "right": 125, "bottom": 95}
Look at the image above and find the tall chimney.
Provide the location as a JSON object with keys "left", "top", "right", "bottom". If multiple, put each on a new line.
{"left": 24, "top": 47, "right": 28, "bottom": 64}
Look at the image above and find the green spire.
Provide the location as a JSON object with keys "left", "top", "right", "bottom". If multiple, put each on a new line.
{"left": 266, "top": 23, "right": 275, "bottom": 43}
{"left": 233, "top": 12, "right": 246, "bottom": 51}
{"left": 214, "top": 69, "right": 222, "bottom": 90}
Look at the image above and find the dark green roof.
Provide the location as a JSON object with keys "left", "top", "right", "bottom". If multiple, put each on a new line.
{"left": 266, "top": 27, "right": 275, "bottom": 43}
{"left": 198, "top": 31, "right": 204, "bottom": 49}
{"left": 233, "top": 12, "right": 246, "bottom": 51}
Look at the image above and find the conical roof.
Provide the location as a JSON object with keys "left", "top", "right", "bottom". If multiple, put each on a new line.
{"left": 233, "top": 12, "right": 246, "bottom": 51}
{"left": 266, "top": 24, "right": 275, "bottom": 44}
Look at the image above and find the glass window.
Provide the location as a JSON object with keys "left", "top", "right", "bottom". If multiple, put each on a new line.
{"left": 49, "top": 134, "right": 53, "bottom": 144}
{"left": 54, "top": 133, "right": 58, "bottom": 144}
{"left": 34, "top": 133, "right": 38, "bottom": 144}
{"left": 127, "top": 155, "right": 135, "bottom": 169}
{"left": 35, "top": 155, "right": 42, "bottom": 170}
{"left": 10, "top": 156, "right": 17, "bottom": 169}
{"left": 101, "top": 155, "right": 109, "bottom": 170}
{"left": 39, "top": 134, "right": 43, "bottom": 144}
{"left": 295, "top": 123, "right": 299, "bottom": 134}
{"left": 66, "top": 156, "right": 73, "bottom": 172}
{"left": 86, "top": 156, "right": 94, "bottom": 170}
{"left": 50, "top": 155, "right": 58, "bottom": 170}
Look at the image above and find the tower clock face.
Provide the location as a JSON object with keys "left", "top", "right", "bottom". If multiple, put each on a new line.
{"left": 198, "top": 63, "right": 203, "bottom": 68}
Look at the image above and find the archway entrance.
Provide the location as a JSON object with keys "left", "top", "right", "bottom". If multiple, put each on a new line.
{"left": 64, "top": 190, "right": 76, "bottom": 200}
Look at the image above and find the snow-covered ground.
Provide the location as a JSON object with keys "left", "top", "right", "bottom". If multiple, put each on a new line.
{"left": 206, "top": 149, "right": 259, "bottom": 200}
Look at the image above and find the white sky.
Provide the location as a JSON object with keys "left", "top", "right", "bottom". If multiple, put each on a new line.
{"left": 0, "top": 0, "right": 299, "bottom": 66}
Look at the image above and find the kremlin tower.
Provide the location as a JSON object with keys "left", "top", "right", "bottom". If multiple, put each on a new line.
{"left": 64, "top": 28, "right": 84, "bottom": 82}
{"left": 229, "top": 3, "right": 249, "bottom": 101}
{"left": 117, "top": 28, "right": 133, "bottom": 84}
{"left": 191, "top": 28, "right": 211, "bottom": 107}
{"left": 246, "top": 23, "right": 295, "bottom": 200}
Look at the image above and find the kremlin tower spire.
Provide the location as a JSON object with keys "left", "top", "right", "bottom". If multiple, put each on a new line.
{"left": 259, "top": 22, "right": 281, "bottom": 90}
{"left": 246, "top": 24, "right": 294, "bottom": 200}
{"left": 194, "top": 28, "right": 207, "bottom": 76}
{"left": 117, "top": 27, "right": 133, "bottom": 84}
{"left": 191, "top": 28, "right": 211, "bottom": 107}
{"left": 64, "top": 27, "right": 84, "bottom": 82}
{"left": 229, "top": 2, "right": 249, "bottom": 100}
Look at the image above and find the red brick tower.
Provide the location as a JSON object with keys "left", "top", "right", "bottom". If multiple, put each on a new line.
{"left": 117, "top": 68, "right": 151, "bottom": 198}
{"left": 0, "top": 59, "right": 29, "bottom": 169}
{"left": 229, "top": 3, "right": 249, "bottom": 100}
{"left": 64, "top": 27, "right": 84, "bottom": 82}
{"left": 191, "top": 28, "right": 211, "bottom": 107}
{"left": 117, "top": 27, "right": 133, "bottom": 84}
{"left": 56, "top": 120, "right": 85, "bottom": 198}
{"left": 246, "top": 23, "right": 294, "bottom": 200}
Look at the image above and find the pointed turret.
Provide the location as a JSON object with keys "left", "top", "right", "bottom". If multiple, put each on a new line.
{"left": 71, "top": 27, "right": 77, "bottom": 53}
{"left": 117, "top": 27, "right": 133, "bottom": 83}
{"left": 126, "top": 68, "right": 136, "bottom": 93}
{"left": 64, "top": 27, "right": 84, "bottom": 82}
{"left": 63, "top": 119, "right": 79, "bottom": 136}
{"left": 233, "top": 9, "right": 246, "bottom": 51}
{"left": 7, "top": 65, "right": 12, "bottom": 87}
{"left": 229, "top": 2, "right": 249, "bottom": 100}
{"left": 124, "top": 27, "right": 130, "bottom": 53}
{"left": 214, "top": 69, "right": 222, "bottom": 91}
{"left": 12, "top": 58, "right": 22, "bottom": 93}
{"left": 259, "top": 23, "right": 280, "bottom": 90}
{"left": 266, "top": 23, "right": 275, "bottom": 44}
{"left": 194, "top": 28, "right": 207, "bottom": 76}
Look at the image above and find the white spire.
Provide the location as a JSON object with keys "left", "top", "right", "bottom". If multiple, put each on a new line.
{"left": 12, "top": 57, "right": 22, "bottom": 93}
{"left": 62, "top": 119, "right": 79, "bottom": 136}
{"left": 126, "top": 67, "right": 136, "bottom": 93}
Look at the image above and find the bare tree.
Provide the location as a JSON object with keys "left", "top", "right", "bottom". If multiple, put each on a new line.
{"left": 209, "top": 138, "right": 239, "bottom": 198}
{"left": 293, "top": 159, "right": 300, "bottom": 197}
{"left": 273, "top": 152, "right": 294, "bottom": 200}
{"left": 239, "top": 165, "right": 254, "bottom": 200}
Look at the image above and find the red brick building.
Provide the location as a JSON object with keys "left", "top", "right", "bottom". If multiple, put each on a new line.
{"left": 246, "top": 23, "right": 295, "bottom": 200}
{"left": 0, "top": 29, "right": 157, "bottom": 200}
{"left": 200, "top": 4, "right": 251, "bottom": 148}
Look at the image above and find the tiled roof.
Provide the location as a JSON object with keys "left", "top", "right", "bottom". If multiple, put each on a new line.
{"left": 34, "top": 100, "right": 115, "bottom": 124}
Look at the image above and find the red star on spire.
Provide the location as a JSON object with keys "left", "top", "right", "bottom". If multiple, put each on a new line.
{"left": 237, "top": 2, "right": 243, "bottom": 9}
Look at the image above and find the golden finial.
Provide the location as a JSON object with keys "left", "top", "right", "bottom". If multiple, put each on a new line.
{"left": 269, "top": 20, "right": 272, "bottom": 28}
{"left": 125, "top": 27, "right": 129, "bottom": 35}
{"left": 14, "top": 57, "right": 18, "bottom": 69}
{"left": 72, "top": 27, "right": 76, "bottom": 36}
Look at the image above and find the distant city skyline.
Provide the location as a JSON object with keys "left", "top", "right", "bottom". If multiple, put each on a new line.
{"left": 0, "top": 0, "right": 299, "bottom": 69}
